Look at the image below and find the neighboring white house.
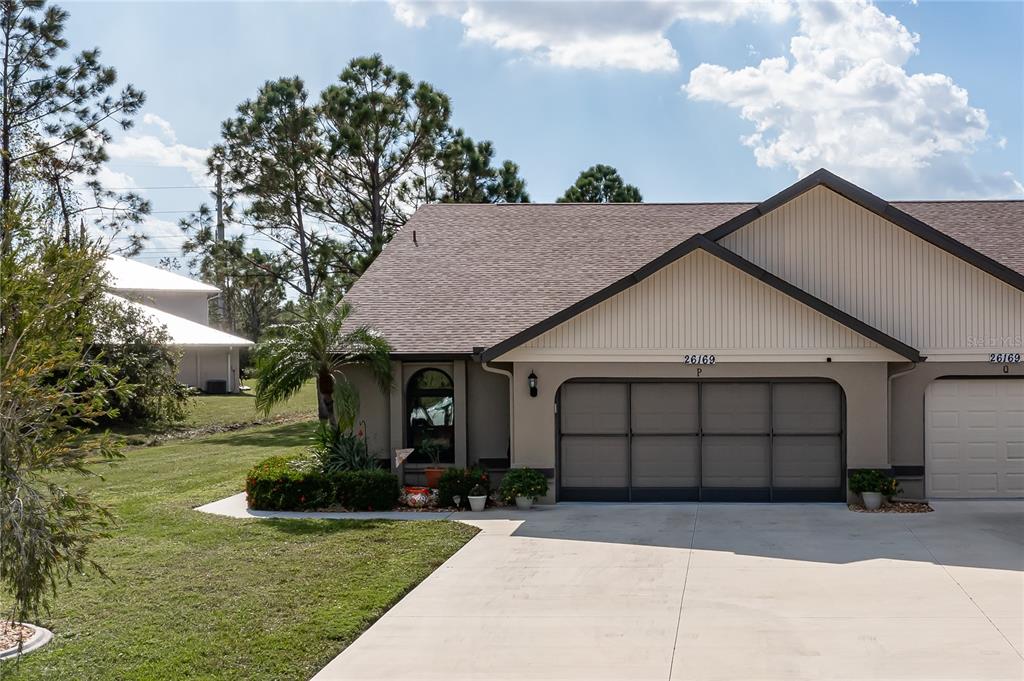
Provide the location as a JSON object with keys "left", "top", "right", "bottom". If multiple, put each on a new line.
{"left": 105, "top": 255, "right": 254, "bottom": 393}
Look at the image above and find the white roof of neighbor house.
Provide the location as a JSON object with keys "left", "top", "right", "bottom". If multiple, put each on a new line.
{"left": 105, "top": 254, "right": 220, "bottom": 293}
{"left": 105, "top": 294, "right": 254, "bottom": 347}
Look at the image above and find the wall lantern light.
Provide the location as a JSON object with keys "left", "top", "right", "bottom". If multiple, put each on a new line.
{"left": 528, "top": 371, "right": 538, "bottom": 398}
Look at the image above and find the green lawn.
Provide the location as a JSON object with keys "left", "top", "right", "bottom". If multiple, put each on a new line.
{"left": 113, "top": 380, "right": 319, "bottom": 442}
{"left": 182, "top": 380, "right": 318, "bottom": 428}
{"left": 1, "top": 421, "right": 477, "bottom": 680}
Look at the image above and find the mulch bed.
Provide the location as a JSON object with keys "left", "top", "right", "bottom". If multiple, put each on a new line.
{"left": 0, "top": 621, "right": 35, "bottom": 654}
{"left": 848, "top": 501, "right": 933, "bottom": 513}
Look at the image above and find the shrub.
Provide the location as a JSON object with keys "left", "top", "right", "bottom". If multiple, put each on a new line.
{"left": 436, "top": 467, "right": 489, "bottom": 508}
{"left": 333, "top": 470, "right": 400, "bottom": 511}
{"left": 849, "top": 469, "right": 901, "bottom": 497}
{"left": 246, "top": 456, "right": 334, "bottom": 511}
{"left": 311, "top": 422, "right": 378, "bottom": 473}
{"left": 499, "top": 468, "right": 549, "bottom": 503}
{"left": 90, "top": 294, "right": 190, "bottom": 425}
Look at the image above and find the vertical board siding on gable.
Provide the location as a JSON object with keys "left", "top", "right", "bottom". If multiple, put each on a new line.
{"left": 721, "top": 187, "right": 1024, "bottom": 356}
{"left": 522, "top": 250, "right": 879, "bottom": 354}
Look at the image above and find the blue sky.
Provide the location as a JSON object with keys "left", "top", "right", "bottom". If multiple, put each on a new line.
{"left": 64, "top": 1, "right": 1023, "bottom": 262}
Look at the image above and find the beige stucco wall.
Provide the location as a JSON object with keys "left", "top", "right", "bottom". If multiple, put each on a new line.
{"left": 467, "top": 361, "right": 511, "bottom": 461}
{"left": 721, "top": 186, "right": 1024, "bottom": 360}
{"left": 338, "top": 364, "right": 391, "bottom": 460}
{"left": 511, "top": 361, "right": 889, "bottom": 502}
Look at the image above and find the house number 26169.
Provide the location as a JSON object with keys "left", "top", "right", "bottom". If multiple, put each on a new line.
{"left": 989, "top": 353, "right": 1021, "bottom": 363}
{"left": 683, "top": 354, "right": 716, "bottom": 365}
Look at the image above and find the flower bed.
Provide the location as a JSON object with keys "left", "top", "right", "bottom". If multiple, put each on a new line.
{"left": 848, "top": 501, "right": 933, "bottom": 513}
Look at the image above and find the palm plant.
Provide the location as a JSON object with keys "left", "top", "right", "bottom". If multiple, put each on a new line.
{"left": 253, "top": 297, "right": 392, "bottom": 428}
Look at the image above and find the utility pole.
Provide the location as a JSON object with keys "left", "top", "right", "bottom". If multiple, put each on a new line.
{"left": 214, "top": 166, "right": 228, "bottom": 327}
{"left": 215, "top": 166, "right": 225, "bottom": 244}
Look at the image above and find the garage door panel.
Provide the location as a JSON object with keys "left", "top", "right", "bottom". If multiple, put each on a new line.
{"left": 1004, "top": 410, "right": 1024, "bottom": 428}
{"left": 926, "top": 379, "right": 1023, "bottom": 499}
{"left": 631, "top": 384, "right": 698, "bottom": 434}
{"left": 929, "top": 410, "right": 960, "bottom": 429}
{"left": 561, "top": 436, "right": 628, "bottom": 488}
{"left": 966, "top": 411, "right": 998, "bottom": 429}
{"left": 703, "top": 384, "right": 769, "bottom": 434}
{"left": 560, "top": 383, "right": 627, "bottom": 434}
{"left": 773, "top": 436, "right": 842, "bottom": 488}
{"left": 702, "top": 436, "right": 770, "bottom": 488}
{"left": 773, "top": 383, "right": 841, "bottom": 434}
{"left": 966, "top": 474, "right": 999, "bottom": 495}
{"left": 631, "top": 436, "right": 699, "bottom": 487}
{"left": 1009, "top": 442, "right": 1024, "bottom": 460}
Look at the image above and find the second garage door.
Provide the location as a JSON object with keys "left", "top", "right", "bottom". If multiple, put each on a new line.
{"left": 558, "top": 380, "right": 844, "bottom": 502}
{"left": 925, "top": 378, "right": 1024, "bottom": 498}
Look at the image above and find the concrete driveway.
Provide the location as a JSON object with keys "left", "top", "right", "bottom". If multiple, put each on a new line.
{"left": 312, "top": 502, "right": 1024, "bottom": 681}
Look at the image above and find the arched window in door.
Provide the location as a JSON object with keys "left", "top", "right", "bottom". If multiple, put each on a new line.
{"left": 407, "top": 369, "right": 455, "bottom": 464}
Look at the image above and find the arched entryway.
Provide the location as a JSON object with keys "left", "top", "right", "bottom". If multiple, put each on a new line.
{"left": 406, "top": 368, "right": 455, "bottom": 463}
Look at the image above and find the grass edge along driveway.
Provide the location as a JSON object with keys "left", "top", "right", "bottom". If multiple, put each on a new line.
{"left": 1, "top": 420, "right": 477, "bottom": 681}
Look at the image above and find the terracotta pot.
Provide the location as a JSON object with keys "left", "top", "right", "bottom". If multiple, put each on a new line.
{"left": 424, "top": 467, "right": 444, "bottom": 489}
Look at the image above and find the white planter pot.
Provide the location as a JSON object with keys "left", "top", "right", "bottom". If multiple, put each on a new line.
{"left": 468, "top": 495, "right": 487, "bottom": 512}
{"left": 862, "top": 492, "right": 883, "bottom": 510}
{"left": 515, "top": 495, "right": 533, "bottom": 510}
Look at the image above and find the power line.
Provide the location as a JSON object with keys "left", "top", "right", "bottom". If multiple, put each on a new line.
{"left": 73, "top": 184, "right": 214, "bottom": 190}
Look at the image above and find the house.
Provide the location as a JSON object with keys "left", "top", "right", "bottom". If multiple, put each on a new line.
{"left": 341, "top": 169, "right": 1024, "bottom": 502}
{"left": 105, "top": 255, "right": 254, "bottom": 393}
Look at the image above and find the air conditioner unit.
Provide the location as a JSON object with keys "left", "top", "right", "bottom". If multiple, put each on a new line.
{"left": 206, "top": 379, "right": 228, "bottom": 395}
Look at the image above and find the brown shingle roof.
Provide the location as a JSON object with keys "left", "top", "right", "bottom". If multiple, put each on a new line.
{"left": 893, "top": 201, "right": 1024, "bottom": 274}
{"left": 345, "top": 200, "right": 1024, "bottom": 355}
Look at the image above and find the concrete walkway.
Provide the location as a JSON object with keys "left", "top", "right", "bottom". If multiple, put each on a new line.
{"left": 311, "top": 501, "right": 1024, "bottom": 681}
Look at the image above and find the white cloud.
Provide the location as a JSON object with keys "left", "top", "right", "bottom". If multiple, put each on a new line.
{"left": 106, "top": 115, "right": 209, "bottom": 185}
{"left": 683, "top": 0, "right": 1021, "bottom": 198}
{"left": 391, "top": 1, "right": 792, "bottom": 72}
{"left": 142, "top": 113, "right": 178, "bottom": 144}
{"left": 92, "top": 164, "right": 137, "bottom": 191}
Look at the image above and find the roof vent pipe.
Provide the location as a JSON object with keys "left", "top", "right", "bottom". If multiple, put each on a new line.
{"left": 413, "top": 230, "right": 417, "bottom": 246}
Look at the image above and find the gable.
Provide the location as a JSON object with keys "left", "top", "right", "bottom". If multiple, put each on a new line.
{"left": 494, "top": 249, "right": 907, "bottom": 363}
{"left": 720, "top": 185, "right": 1024, "bottom": 358}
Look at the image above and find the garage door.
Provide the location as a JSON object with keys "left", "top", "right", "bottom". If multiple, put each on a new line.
{"left": 925, "top": 379, "right": 1024, "bottom": 498}
{"left": 558, "top": 380, "right": 844, "bottom": 502}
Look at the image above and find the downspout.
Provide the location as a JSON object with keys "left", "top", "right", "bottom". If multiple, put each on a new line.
{"left": 887, "top": 361, "right": 922, "bottom": 468}
{"left": 481, "top": 361, "right": 515, "bottom": 466}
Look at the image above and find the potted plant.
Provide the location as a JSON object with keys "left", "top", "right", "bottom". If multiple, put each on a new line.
{"left": 849, "top": 469, "right": 898, "bottom": 510}
{"left": 881, "top": 475, "right": 902, "bottom": 502}
{"left": 417, "top": 439, "right": 445, "bottom": 488}
{"left": 499, "top": 468, "right": 548, "bottom": 510}
{"left": 468, "top": 483, "right": 488, "bottom": 512}
{"left": 437, "top": 467, "right": 488, "bottom": 508}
